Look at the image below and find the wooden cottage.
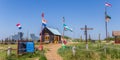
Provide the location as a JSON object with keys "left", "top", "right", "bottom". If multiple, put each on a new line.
{"left": 40, "top": 27, "right": 61, "bottom": 43}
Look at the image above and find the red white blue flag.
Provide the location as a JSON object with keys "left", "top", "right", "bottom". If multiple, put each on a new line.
{"left": 16, "top": 23, "right": 22, "bottom": 29}
{"left": 41, "top": 12, "right": 47, "bottom": 27}
{"left": 42, "top": 19, "right": 47, "bottom": 27}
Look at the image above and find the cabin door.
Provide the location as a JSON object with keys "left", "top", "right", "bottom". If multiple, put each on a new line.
{"left": 54, "top": 36, "right": 59, "bottom": 43}
{"left": 44, "top": 33, "right": 50, "bottom": 43}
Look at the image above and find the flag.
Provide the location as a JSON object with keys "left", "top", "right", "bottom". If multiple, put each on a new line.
{"left": 16, "top": 23, "right": 22, "bottom": 29}
{"left": 42, "top": 19, "right": 47, "bottom": 27}
{"left": 63, "top": 24, "right": 72, "bottom": 32}
{"left": 105, "top": 2, "right": 112, "bottom": 7}
{"left": 105, "top": 15, "right": 111, "bottom": 22}
{"left": 41, "top": 12, "right": 47, "bottom": 27}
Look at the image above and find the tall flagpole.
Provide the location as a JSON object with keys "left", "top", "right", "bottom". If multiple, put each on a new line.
{"left": 105, "top": 6, "right": 108, "bottom": 42}
{"left": 62, "top": 17, "right": 65, "bottom": 43}
{"left": 39, "top": 12, "right": 44, "bottom": 50}
{"left": 40, "top": 24, "right": 43, "bottom": 45}
{"left": 105, "top": 2, "right": 112, "bottom": 42}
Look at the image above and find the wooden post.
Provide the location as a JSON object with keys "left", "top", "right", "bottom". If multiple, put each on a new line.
{"left": 80, "top": 25, "right": 93, "bottom": 50}
{"left": 104, "top": 46, "right": 106, "bottom": 55}
{"left": 72, "top": 46, "right": 76, "bottom": 56}
{"left": 99, "top": 33, "right": 101, "bottom": 43}
{"left": 89, "top": 34, "right": 91, "bottom": 42}
{"left": 85, "top": 25, "right": 88, "bottom": 49}
{"left": 7, "top": 46, "right": 11, "bottom": 56}
{"left": 80, "top": 35, "right": 82, "bottom": 42}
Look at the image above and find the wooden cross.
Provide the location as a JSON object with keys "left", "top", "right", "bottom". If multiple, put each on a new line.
{"left": 80, "top": 25, "right": 93, "bottom": 49}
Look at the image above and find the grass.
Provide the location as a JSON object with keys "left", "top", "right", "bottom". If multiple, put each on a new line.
{"left": 58, "top": 42, "right": 120, "bottom": 60}
{"left": 3, "top": 49, "right": 47, "bottom": 60}
{"left": 0, "top": 44, "right": 47, "bottom": 60}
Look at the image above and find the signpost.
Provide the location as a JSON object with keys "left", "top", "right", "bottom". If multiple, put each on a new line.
{"left": 80, "top": 25, "right": 93, "bottom": 50}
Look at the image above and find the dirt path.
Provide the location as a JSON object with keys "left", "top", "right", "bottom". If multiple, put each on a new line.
{"left": 45, "top": 44, "right": 63, "bottom": 60}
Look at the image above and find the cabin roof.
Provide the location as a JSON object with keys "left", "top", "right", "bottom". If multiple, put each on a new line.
{"left": 46, "top": 27, "right": 61, "bottom": 35}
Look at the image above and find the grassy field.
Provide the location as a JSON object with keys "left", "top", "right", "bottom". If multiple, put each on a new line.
{"left": 58, "top": 41, "right": 120, "bottom": 60}
{"left": 0, "top": 44, "right": 47, "bottom": 60}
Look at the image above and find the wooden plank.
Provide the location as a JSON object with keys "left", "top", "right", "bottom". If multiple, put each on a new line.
{"left": 80, "top": 28, "right": 93, "bottom": 30}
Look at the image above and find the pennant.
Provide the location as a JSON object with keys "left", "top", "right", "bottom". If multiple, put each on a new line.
{"left": 63, "top": 24, "right": 72, "bottom": 32}
{"left": 105, "top": 15, "right": 111, "bottom": 22}
{"left": 105, "top": 2, "right": 112, "bottom": 7}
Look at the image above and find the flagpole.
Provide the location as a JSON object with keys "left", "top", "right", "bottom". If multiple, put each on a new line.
{"left": 39, "top": 13, "right": 44, "bottom": 50}
{"left": 105, "top": 6, "right": 108, "bottom": 42}
{"left": 40, "top": 13, "right": 43, "bottom": 45}
{"left": 40, "top": 25, "right": 43, "bottom": 45}
{"left": 62, "top": 17, "right": 65, "bottom": 43}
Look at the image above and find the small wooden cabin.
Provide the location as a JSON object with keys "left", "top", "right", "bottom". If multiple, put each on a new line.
{"left": 40, "top": 27, "right": 61, "bottom": 43}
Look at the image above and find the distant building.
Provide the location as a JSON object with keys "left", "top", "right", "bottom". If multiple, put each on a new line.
{"left": 30, "top": 34, "right": 39, "bottom": 41}
{"left": 40, "top": 27, "right": 61, "bottom": 43}
{"left": 12, "top": 32, "right": 23, "bottom": 40}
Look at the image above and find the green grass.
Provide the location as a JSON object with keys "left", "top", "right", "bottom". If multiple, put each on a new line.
{"left": 4, "top": 50, "right": 46, "bottom": 60}
{"left": 58, "top": 42, "right": 120, "bottom": 60}
{"left": 0, "top": 44, "right": 47, "bottom": 60}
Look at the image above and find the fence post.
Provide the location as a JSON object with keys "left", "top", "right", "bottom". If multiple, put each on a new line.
{"left": 7, "top": 46, "right": 12, "bottom": 56}
{"left": 72, "top": 46, "right": 76, "bottom": 56}
{"left": 104, "top": 46, "right": 106, "bottom": 55}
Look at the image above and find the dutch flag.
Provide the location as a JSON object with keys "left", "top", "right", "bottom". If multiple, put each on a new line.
{"left": 42, "top": 19, "right": 47, "bottom": 27}
{"left": 41, "top": 12, "right": 47, "bottom": 27}
{"left": 16, "top": 23, "right": 22, "bottom": 29}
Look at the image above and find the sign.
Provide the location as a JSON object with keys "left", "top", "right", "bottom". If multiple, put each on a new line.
{"left": 112, "top": 31, "right": 120, "bottom": 36}
{"left": 26, "top": 42, "right": 34, "bottom": 53}
{"left": 18, "top": 41, "right": 26, "bottom": 54}
{"left": 18, "top": 40, "right": 34, "bottom": 55}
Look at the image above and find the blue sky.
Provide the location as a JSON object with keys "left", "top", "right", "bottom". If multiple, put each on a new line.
{"left": 0, "top": 0, "right": 120, "bottom": 40}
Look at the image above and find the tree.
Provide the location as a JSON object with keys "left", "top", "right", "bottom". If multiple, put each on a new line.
{"left": 64, "top": 36, "right": 71, "bottom": 40}
{"left": 104, "top": 37, "right": 114, "bottom": 41}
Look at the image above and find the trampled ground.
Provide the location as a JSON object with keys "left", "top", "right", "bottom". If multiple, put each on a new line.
{"left": 45, "top": 43, "right": 63, "bottom": 60}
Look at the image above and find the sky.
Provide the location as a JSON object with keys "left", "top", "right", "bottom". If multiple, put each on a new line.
{"left": 0, "top": 0, "right": 120, "bottom": 40}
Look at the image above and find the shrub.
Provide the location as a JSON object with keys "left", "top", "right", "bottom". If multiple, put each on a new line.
{"left": 39, "top": 55, "right": 47, "bottom": 60}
